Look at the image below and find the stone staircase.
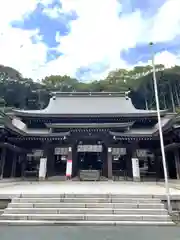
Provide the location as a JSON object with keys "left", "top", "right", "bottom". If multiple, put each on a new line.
{"left": 0, "top": 194, "right": 175, "bottom": 226}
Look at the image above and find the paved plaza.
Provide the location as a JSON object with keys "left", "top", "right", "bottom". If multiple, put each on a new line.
{"left": 0, "top": 226, "right": 180, "bottom": 240}
{"left": 1, "top": 180, "right": 180, "bottom": 198}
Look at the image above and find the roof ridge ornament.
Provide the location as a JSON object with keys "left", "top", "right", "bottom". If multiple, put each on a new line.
{"left": 51, "top": 91, "right": 126, "bottom": 97}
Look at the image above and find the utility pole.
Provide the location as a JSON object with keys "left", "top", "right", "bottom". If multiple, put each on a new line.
{"left": 149, "top": 42, "right": 171, "bottom": 213}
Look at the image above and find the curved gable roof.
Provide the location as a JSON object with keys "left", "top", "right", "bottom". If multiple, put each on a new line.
{"left": 13, "top": 92, "right": 168, "bottom": 117}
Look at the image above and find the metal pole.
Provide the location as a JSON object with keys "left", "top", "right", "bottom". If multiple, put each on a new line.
{"left": 149, "top": 42, "right": 171, "bottom": 213}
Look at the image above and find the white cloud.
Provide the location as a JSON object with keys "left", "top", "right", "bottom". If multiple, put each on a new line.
{"left": 0, "top": 0, "right": 180, "bottom": 81}
{"left": 41, "top": 0, "right": 144, "bottom": 80}
{"left": 41, "top": 0, "right": 180, "bottom": 81}
{"left": 0, "top": 0, "right": 49, "bottom": 78}
{"left": 0, "top": 0, "right": 38, "bottom": 28}
{"left": 150, "top": 0, "right": 180, "bottom": 43}
{"left": 136, "top": 50, "right": 180, "bottom": 69}
{"left": 154, "top": 51, "right": 180, "bottom": 67}
{"left": 0, "top": 27, "right": 48, "bottom": 78}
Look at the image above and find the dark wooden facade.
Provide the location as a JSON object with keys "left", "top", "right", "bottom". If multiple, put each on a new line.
{"left": 0, "top": 92, "right": 180, "bottom": 181}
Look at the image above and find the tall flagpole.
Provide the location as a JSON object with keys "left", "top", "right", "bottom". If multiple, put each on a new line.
{"left": 149, "top": 42, "right": 171, "bottom": 213}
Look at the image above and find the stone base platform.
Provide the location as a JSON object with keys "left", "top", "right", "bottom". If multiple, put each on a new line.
{"left": 0, "top": 181, "right": 180, "bottom": 199}
{"left": 0, "top": 181, "right": 179, "bottom": 226}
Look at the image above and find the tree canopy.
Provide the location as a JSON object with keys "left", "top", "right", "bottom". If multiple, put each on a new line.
{"left": 1, "top": 64, "right": 180, "bottom": 112}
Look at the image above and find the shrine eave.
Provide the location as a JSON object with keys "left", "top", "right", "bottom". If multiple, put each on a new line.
{"left": 112, "top": 136, "right": 154, "bottom": 141}
{"left": 12, "top": 111, "right": 168, "bottom": 118}
{"left": 8, "top": 136, "right": 67, "bottom": 141}
{"left": 109, "top": 125, "right": 170, "bottom": 139}
{"left": 110, "top": 130, "right": 154, "bottom": 138}
{"left": 5, "top": 123, "right": 71, "bottom": 137}
{"left": 45, "top": 122, "right": 135, "bottom": 129}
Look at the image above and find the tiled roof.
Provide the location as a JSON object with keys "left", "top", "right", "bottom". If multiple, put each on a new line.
{"left": 12, "top": 92, "right": 167, "bottom": 117}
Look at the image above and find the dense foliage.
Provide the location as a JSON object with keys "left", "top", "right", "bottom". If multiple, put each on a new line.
{"left": 0, "top": 64, "right": 180, "bottom": 112}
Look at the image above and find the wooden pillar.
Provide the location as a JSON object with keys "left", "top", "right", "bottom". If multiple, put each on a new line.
{"left": 174, "top": 149, "right": 180, "bottom": 179}
{"left": 102, "top": 143, "right": 108, "bottom": 178}
{"left": 11, "top": 152, "right": 17, "bottom": 178}
{"left": 21, "top": 154, "right": 26, "bottom": 179}
{"left": 0, "top": 148, "right": 6, "bottom": 179}
{"left": 102, "top": 151, "right": 106, "bottom": 177}
{"left": 17, "top": 155, "right": 22, "bottom": 178}
{"left": 72, "top": 144, "right": 77, "bottom": 178}
{"left": 44, "top": 142, "right": 54, "bottom": 178}
{"left": 68, "top": 147, "right": 72, "bottom": 160}
{"left": 107, "top": 147, "right": 112, "bottom": 179}
{"left": 154, "top": 151, "right": 161, "bottom": 181}
{"left": 126, "top": 145, "right": 133, "bottom": 179}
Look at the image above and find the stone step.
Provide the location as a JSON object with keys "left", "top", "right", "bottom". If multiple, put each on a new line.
{"left": 2, "top": 193, "right": 172, "bottom": 226}
{"left": 3, "top": 208, "right": 168, "bottom": 215}
{"left": 1, "top": 213, "right": 172, "bottom": 221}
{"left": 0, "top": 220, "right": 175, "bottom": 226}
{"left": 19, "top": 194, "right": 156, "bottom": 198}
{"left": 12, "top": 197, "right": 161, "bottom": 204}
{"left": 8, "top": 202, "right": 165, "bottom": 209}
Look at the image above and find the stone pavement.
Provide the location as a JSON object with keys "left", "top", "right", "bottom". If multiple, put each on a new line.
{"left": 1, "top": 181, "right": 180, "bottom": 199}
{"left": 0, "top": 226, "right": 180, "bottom": 240}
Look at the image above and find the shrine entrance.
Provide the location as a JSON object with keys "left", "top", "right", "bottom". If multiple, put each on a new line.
{"left": 77, "top": 144, "right": 104, "bottom": 180}
{"left": 78, "top": 152, "right": 102, "bottom": 170}
{"left": 54, "top": 147, "right": 69, "bottom": 176}
{"left": 112, "top": 147, "right": 128, "bottom": 180}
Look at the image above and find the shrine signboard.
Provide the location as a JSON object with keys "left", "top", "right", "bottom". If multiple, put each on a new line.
{"left": 39, "top": 157, "right": 47, "bottom": 180}
{"left": 54, "top": 147, "right": 68, "bottom": 155}
{"left": 131, "top": 157, "right": 140, "bottom": 181}
{"left": 77, "top": 145, "right": 103, "bottom": 152}
{"left": 136, "top": 149, "right": 147, "bottom": 158}
{"left": 112, "top": 148, "right": 126, "bottom": 156}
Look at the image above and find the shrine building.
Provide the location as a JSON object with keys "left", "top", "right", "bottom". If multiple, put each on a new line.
{"left": 0, "top": 92, "right": 180, "bottom": 181}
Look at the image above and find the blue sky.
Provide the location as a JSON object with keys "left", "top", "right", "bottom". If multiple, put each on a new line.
{"left": 0, "top": 0, "right": 180, "bottom": 81}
